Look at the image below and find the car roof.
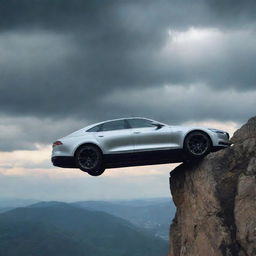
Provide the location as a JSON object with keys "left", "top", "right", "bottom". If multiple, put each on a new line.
{"left": 84, "top": 117, "right": 158, "bottom": 130}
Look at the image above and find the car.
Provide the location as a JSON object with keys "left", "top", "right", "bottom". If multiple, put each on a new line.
{"left": 51, "top": 117, "right": 231, "bottom": 176}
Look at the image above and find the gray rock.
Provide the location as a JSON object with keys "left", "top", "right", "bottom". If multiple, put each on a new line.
{"left": 169, "top": 117, "right": 256, "bottom": 256}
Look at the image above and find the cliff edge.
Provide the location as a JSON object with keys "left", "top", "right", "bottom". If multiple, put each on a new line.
{"left": 169, "top": 117, "right": 256, "bottom": 256}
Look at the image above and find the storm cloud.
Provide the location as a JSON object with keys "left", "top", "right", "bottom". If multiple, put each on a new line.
{"left": 0, "top": 0, "right": 256, "bottom": 150}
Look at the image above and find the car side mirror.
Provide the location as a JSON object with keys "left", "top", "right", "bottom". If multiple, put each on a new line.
{"left": 151, "top": 122, "right": 164, "bottom": 130}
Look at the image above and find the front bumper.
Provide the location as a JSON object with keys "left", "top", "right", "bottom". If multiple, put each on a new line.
{"left": 51, "top": 156, "right": 76, "bottom": 168}
{"left": 218, "top": 141, "right": 232, "bottom": 146}
{"left": 211, "top": 130, "right": 232, "bottom": 148}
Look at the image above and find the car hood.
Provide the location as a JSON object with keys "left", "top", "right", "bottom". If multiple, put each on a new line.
{"left": 169, "top": 125, "right": 227, "bottom": 133}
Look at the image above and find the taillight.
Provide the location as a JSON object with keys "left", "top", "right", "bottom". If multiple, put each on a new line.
{"left": 52, "top": 141, "right": 63, "bottom": 147}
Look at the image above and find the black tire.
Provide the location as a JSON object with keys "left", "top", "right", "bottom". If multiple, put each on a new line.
{"left": 184, "top": 131, "right": 211, "bottom": 160}
{"left": 87, "top": 167, "right": 105, "bottom": 176}
{"left": 75, "top": 145, "right": 105, "bottom": 176}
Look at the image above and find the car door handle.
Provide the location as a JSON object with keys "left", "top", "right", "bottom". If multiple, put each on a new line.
{"left": 133, "top": 131, "right": 141, "bottom": 134}
{"left": 98, "top": 135, "right": 104, "bottom": 137}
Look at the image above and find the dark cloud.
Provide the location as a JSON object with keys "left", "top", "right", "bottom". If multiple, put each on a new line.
{"left": 0, "top": 115, "right": 87, "bottom": 151}
{"left": 102, "top": 84, "right": 256, "bottom": 124}
{"left": 1, "top": 0, "right": 255, "bottom": 31}
{"left": 0, "top": 0, "right": 255, "bottom": 150}
{"left": 207, "top": 0, "right": 256, "bottom": 26}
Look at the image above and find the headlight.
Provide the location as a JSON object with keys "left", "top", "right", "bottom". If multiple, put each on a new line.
{"left": 208, "top": 128, "right": 224, "bottom": 134}
{"left": 208, "top": 129, "right": 229, "bottom": 138}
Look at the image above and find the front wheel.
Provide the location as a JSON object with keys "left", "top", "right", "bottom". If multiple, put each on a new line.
{"left": 184, "top": 131, "right": 211, "bottom": 160}
{"left": 75, "top": 145, "right": 105, "bottom": 176}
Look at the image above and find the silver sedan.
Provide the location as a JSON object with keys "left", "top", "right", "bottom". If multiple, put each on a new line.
{"left": 51, "top": 117, "right": 231, "bottom": 176}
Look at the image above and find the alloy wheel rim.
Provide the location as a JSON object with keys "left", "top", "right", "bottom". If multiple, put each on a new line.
{"left": 187, "top": 135, "right": 208, "bottom": 155}
{"left": 78, "top": 148, "right": 99, "bottom": 169}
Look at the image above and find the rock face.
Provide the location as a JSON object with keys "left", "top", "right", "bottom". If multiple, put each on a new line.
{"left": 169, "top": 117, "right": 256, "bottom": 256}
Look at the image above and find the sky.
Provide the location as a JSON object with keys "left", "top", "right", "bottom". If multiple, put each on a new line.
{"left": 0, "top": 0, "right": 255, "bottom": 201}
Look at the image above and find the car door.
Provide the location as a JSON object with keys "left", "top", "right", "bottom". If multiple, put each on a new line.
{"left": 94, "top": 120, "right": 134, "bottom": 154}
{"left": 127, "top": 118, "right": 178, "bottom": 152}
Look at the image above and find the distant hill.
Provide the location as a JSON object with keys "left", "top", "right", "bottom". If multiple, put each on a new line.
{"left": 0, "top": 198, "right": 38, "bottom": 208}
{"left": 0, "top": 202, "right": 168, "bottom": 256}
{"left": 0, "top": 207, "right": 13, "bottom": 214}
{"left": 73, "top": 198, "right": 176, "bottom": 240}
{"left": 0, "top": 198, "right": 39, "bottom": 214}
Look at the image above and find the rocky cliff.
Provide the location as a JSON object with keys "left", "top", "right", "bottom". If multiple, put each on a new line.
{"left": 169, "top": 117, "right": 256, "bottom": 256}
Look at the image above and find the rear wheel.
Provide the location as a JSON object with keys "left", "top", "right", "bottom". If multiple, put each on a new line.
{"left": 75, "top": 145, "right": 105, "bottom": 176}
{"left": 184, "top": 131, "right": 211, "bottom": 160}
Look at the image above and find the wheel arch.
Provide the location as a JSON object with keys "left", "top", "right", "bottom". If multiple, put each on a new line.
{"left": 73, "top": 142, "right": 103, "bottom": 157}
{"left": 183, "top": 129, "right": 213, "bottom": 148}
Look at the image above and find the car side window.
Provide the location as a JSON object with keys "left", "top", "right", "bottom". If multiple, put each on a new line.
{"left": 101, "top": 120, "right": 127, "bottom": 132}
{"left": 127, "top": 119, "right": 154, "bottom": 128}
{"left": 87, "top": 124, "right": 102, "bottom": 132}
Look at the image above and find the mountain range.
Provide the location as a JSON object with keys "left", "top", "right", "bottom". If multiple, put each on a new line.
{"left": 0, "top": 199, "right": 171, "bottom": 256}
{"left": 73, "top": 198, "right": 175, "bottom": 240}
